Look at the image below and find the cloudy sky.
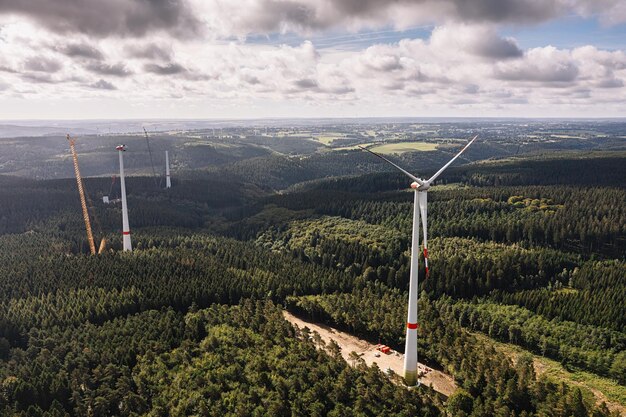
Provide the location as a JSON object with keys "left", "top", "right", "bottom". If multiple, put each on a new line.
{"left": 1, "top": 0, "right": 626, "bottom": 119}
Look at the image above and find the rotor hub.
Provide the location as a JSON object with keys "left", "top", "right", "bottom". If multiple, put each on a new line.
{"left": 410, "top": 181, "right": 429, "bottom": 191}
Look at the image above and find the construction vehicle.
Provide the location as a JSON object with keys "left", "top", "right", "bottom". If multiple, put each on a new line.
{"left": 67, "top": 134, "right": 106, "bottom": 255}
{"left": 375, "top": 344, "right": 392, "bottom": 354}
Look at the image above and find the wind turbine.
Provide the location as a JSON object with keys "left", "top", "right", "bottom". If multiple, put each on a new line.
{"left": 360, "top": 135, "right": 477, "bottom": 386}
{"left": 165, "top": 150, "right": 171, "bottom": 189}
{"left": 116, "top": 144, "right": 132, "bottom": 252}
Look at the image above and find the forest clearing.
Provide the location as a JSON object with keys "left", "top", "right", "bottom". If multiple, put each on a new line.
{"left": 285, "top": 309, "right": 458, "bottom": 397}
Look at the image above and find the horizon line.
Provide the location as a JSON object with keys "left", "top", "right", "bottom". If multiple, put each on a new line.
{"left": 1, "top": 116, "right": 626, "bottom": 123}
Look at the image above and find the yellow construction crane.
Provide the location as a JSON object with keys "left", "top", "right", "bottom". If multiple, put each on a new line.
{"left": 67, "top": 134, "right": 106, "bottom": 255}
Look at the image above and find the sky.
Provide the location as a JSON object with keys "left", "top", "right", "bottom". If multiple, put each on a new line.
{"left": 1, "top": 0, "right": 626, "bottom": 119}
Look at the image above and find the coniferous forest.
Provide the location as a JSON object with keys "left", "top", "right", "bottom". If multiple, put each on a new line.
{"left": 0, "top": 123, "right": 624, "bottom": 416}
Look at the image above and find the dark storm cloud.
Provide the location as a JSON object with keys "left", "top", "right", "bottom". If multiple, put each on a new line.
{"left": 144, "top": 62, "right": 186, "bottom": 75}
{"left": 58, "top": 42, "right": 104, "bottom": 60}
{"left": 24, "top": 57, "right": 62, "bottom": 73}
{"left": 86, "top": 62, "right": 132, "bottom": 77}
{"left": 125, "top": 43, "right": 172, "bottom": 60}
{"left": 0, "top": 0, "right": 201, "bottom": 38}
{"left": 89, "top": 79, "right": 117, "bottom": 90}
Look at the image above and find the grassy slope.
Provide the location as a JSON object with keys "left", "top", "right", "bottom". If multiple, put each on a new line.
{"left": 473, "top": 332, "right": 626, "bottom": 413}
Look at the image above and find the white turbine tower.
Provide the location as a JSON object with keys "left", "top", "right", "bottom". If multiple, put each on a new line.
{"left": 360, "top": 135, "right": 477, "bottom": 386}
{"left": 165, "top": 150, "right": 171, "bottom": 189}
{"left": 116, "top": 144, "right": 132, "bottom": 252}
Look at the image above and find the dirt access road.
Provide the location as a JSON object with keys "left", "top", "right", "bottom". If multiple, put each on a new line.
{"left": 283, "top": 310, "right": 457, "bottom": 397}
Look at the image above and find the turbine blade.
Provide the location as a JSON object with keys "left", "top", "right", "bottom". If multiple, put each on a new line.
{"left": 426, "top": 135, "right": 478, "bottom": 185}
{"left": 358, "top": 146, "right": 424, "bottom": 185}
{"left": 418, "top": 191, "right": 429, "bottom": 278}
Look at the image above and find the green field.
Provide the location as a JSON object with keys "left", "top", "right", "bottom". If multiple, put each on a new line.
{"left": 316, "top": 136, "right": 340, "bottom": 145}
{"left": 368, "top": 141, "right": 438, "bottom": 154}
{"left": 314, "top": 132, "right": 346, "bottom": 145}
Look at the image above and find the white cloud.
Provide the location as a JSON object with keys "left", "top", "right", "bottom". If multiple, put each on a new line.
{"left": 89, "top": 79, "right": 116, "bottom": 90}
{"left": 0, "top": 15, "right": 625, "bottom": 118}
{"left": 430, "top": 25, "right": 522, "bottom": 59}
{"left": 0, "top": 0, "right": 200, "bottom": 38}
{"left": 190, "top": 0, "right": 626, "bottom": 38}
{"left": 494, "top": 46, "right": 579, "bottom": 84}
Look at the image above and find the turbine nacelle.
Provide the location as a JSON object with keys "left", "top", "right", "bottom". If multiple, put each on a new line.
{"left": 410, "top": 181, "right": 429, "bottom": 191}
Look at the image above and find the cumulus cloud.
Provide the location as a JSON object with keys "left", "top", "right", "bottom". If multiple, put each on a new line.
{"left": 360, "top": 48, "right": 404, "bottom": 71}
{"left": 1, "top": 0, "right": 626, "bottom": 44}
{"left": 596, "top": 78, "right": 624, "bottom": 88}
{"left": 196, "top": 0, "right": 626, "bottom": 38}
{"left": 494, "top": 47, "right": 579, "bottom": 84}
{"left": 86, "top": 62, "right": 132, "bottom": 77}
{"left": 430, "top": 25, "right": 522, "bottom": 59}
{"left": 0, "top": 0, "right": 201, "bottom": 38}
{"left": 293, "top": 78, "right": 318, "bottom": 89}
{"left": 0, "top": 64, "right": 17, "bottom": 73}
{"left": 23, "top": 56, "right": 63, "bottom": 73}
{"left": 321, "top": 30, "right": 626, "bottom": 111}
{"left": 57, "top": 42, "right": 104, "bottom": 60}
{"left": 0, "top": 5, "right": 625, "bottom": 117}
{"left": 89, "top": 79, "right": 116, "bottom": 90}
{"left": 21, "top": 72, "right": 56, "bottom": 83}
{"left": 125, "top": 43, "right": 172, "bottom": 60}
{"left": 144, "top": 62, "right": 186, "bottom": 75}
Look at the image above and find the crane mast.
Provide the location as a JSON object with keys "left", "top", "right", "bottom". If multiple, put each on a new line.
{"left": 143, "top": 127, "right": 159, "bottom": 188}
{"left": 67, "top": 135, "right": 107, "bottom": 255}
{"left": 67, "top": 135, "right": 96, "bottom": 255}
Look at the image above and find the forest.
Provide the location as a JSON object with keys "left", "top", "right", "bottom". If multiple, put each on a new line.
{"left": 0, "top": 127, "right": 624, "bottom": 416}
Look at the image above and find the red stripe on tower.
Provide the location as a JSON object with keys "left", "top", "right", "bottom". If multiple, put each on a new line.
{"left": 407, "top": 322, "right": 418, "bottom": 329}
{"left": 123, "top": 231, "right": 131, "bottom": 235}
{"left": 423, "top": 248, "right": 428, "bottom": 258}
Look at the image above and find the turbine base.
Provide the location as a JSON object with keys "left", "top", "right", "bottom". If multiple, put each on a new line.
{"left": 404, "top": 370, "right": 418, "bottom": 386}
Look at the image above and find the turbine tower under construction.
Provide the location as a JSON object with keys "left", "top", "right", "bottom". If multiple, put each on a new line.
{"left": 117, "top": 144, "right": 132, "bottom": 251}
{"left": 165, "top": 150, "right": 171, "bottom": 189}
